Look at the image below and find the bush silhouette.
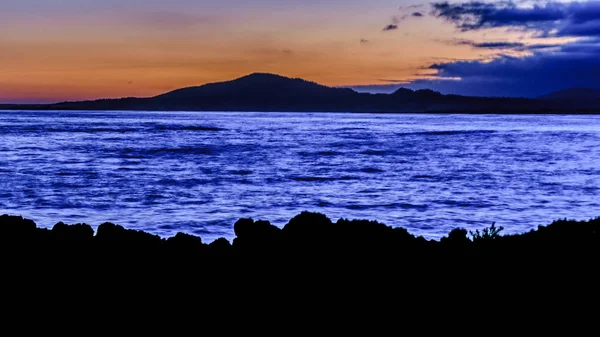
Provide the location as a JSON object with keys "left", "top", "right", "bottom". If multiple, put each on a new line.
{"left": 470, "top": 223, "right": 504, "bottom": 243}
{"left": 441, "top": 228, "right": 471, "bottom": 246}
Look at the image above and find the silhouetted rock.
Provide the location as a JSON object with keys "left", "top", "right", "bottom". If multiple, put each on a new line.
{"left": 233, "top": 218, "right": 282, "bottom": 253}
{"left": 167, "top": 232, "right": 203, "bottom": 246}
{"left": 283, "top": 212, "right": 333, "bottom": 238}
{"left": 281, "top": 212, "right": 335, "bottom": 255}
{"left": 96, "top": 222, "right": 161, "bottom": 243}
{"left": 235, "top": 218, "right": 280, "bottom": 238}
{"left": 0, "top": 215, "right": 37, "bottom": 239}
{"left": 166, "top": 232, "right": 204, "bottom": 252}
{"left": 208, "top": 238, "right": 233, "bottom": 256}
{"left": 0, "top": 212, "right": 599, "bottom": 277}
{"left": 334, "top": 219, "right": 405, "bottom": 255}
{"left": 52, "top": 222, "right": 94, "bottom": 241}
{"left": 163, "top": 232, "right": 206, "bottom": 260}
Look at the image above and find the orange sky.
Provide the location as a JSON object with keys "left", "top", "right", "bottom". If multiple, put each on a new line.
{"left": 0, "top": 0, "right": 554, "bottom": 103}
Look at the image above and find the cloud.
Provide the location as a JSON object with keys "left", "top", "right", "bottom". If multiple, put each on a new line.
{"left": 355, "top": 2, "right": 599, "bottom": 96}
{"left": 360, "top": 39, "right": 370, "bottom": 44}
{"left": 399, "top": 2, "right": 600, "bottom": 97}
{"left": 382, "top": 7, "right": 426, "bottom": 32}
{"left": 439, "top": 38, "right": 562, "bottom": 52}
{"left": 431, "top": 1, "right": 600, "bottom": 38}
{"left": 448, "top": 38, "right": 526, "bottom": 49}
{"left": 406, "top": 38, "right": 600, "bottom": 97}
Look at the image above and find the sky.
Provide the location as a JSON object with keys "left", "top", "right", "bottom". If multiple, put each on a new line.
{"left": 1, "top": 0, "right": 599, "bottom": 103}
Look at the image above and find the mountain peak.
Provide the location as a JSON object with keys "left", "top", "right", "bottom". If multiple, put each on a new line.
{"left": 153, "top": 71, "right": 355, "bottom": 104}
{"left": 392, "top": 87, "right": 414, "bottom": 96}
{"left": 237, "top": 72, "right": 291, "bottom": 81}
{"left": 232, "top": 73, "right": 318, "bottom": 86}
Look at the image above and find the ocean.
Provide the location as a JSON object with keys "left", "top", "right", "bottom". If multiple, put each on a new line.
{"left": 1, "top": 110, "right": 599, "bottom": 242}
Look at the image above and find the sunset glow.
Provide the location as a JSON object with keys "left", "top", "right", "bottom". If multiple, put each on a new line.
{"left": 2, "top": 0, "right": 598, "bottom": 102}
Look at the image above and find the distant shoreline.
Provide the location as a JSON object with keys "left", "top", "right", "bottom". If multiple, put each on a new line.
{"left": 2, "top": 108, "right": 600, "bottom": 115}
{"left": 2, "top": 73, "right": 599, "bottom": 114}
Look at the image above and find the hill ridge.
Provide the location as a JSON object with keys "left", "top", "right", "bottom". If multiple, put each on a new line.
{"left": 2, "top": 73, "right": 599, "bottom": 113}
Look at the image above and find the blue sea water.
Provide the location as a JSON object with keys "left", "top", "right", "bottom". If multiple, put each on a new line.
{"left": 1, "top": 110, "right": 599, "bottom": 242}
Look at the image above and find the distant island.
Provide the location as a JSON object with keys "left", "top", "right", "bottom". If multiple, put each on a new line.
{"left": 2, "top": 73, "right": 600, "bottom": 113}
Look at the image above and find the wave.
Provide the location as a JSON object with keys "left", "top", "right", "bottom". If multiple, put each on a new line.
{"left": 117, "top": 167, "right": 145, "bottom": 171}
{"left": 155, "top": 125, "right": 224, "bottom": 132}
{"left": 398, "top": 130, "right": 497, "bottom": 136}
{"left": 361, "top": 167, "right": 385, "bottom": 174}
{"left": 298, "top": 151, "right": 342, "bottom": 157}
{"left": 291, "top": 176, "right": 357, "bottom": 182}
{"left": 157, "top": 178, "right": 212, "bottom": 187}
{"left": 147, "top": 146, "right": 216, "bottom": 155}
{"left": 46, "top": 127, "right": 140, "bottom": 133}
{"left": 345, "top": 203, "right": 428, "bottom": 210}
{"left": 441, "top": 200, "right": 492, "bottom": 208}
{"left": 230, "top": 170, "right": 253, "bottom": 175}
{"left": 412, "top": 175, "right": 436, "bottom": 179}
{"left": 13, "top": 124, "right": 224, "bottom": 133}
{"left": 360, "top": 150, "right": 391, "bottom": 156}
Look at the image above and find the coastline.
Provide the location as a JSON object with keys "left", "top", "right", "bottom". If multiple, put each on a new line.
{"left": 2, "top": 106, "right": 600, "bottom": 114}
{"left": 4, "top": 211, "right": 598, "bottom": 307}
{"left": 3, "top": 211, "right": 598, "bottom": 248}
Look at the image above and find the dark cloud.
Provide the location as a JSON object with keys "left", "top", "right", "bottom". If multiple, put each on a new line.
{"left": 431, "top": 1, "right": 600, "bottom": 38}
{"left": 405, "top": 38, "right": 600, "bottom": 97}
{"left": 440, "top": 38, "right": 561, "bottom": 51}
{"left": 382, "top": 8, "right": 425, "bottom": 31}
{"left": 449, "top": 38, "right": 526, "bottom": 49}
{"left": 402, "top": 2, "right": 600, "bottom": 97}
{"left": 360, "top": 39, "right": 370, "bottom": 44}
{"left": 469, "top": 41, "right": 524, "bottom": 49}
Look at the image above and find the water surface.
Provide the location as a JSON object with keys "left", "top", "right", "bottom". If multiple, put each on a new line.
{"left": 1, "top": 110, "right": 599, "bottom": 242}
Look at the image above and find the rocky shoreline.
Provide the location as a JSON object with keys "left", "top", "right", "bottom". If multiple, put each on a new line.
{"left": 3, "top": 211, "right": 599, "bottom": 261}
{"left": 3, "top": 211, "right": 598, "bottom": 310}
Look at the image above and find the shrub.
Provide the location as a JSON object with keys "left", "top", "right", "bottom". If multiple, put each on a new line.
{"left": 470, "top": 223, "right": 504, "bottom": 243}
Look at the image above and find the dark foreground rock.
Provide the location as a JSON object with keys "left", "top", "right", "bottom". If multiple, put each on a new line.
{"left": 1, "top": 212, "right": 599, "bottom": 311}
{"left": 2, "top": 212, "right": 598, "bottom": 267}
